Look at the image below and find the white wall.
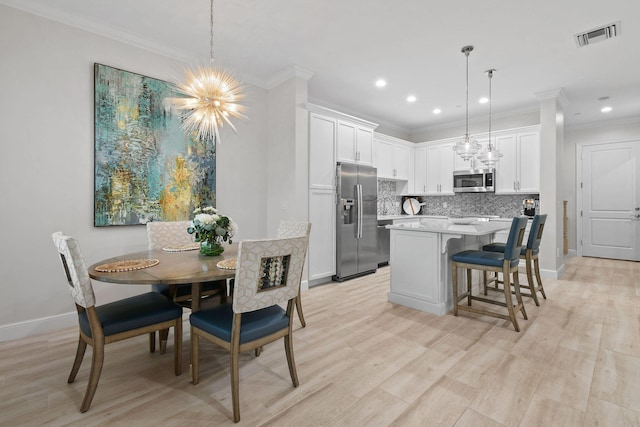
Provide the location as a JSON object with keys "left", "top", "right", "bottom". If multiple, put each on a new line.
{"left": 0, "top": 6, "right": 269, "bottom": 340}
{"left": 564, "top": 118, "right": 640, "bottom": 252}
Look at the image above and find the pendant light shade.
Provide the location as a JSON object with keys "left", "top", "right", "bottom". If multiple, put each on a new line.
{"left": 477, "top": 69, "right": 503, "bottom": 168}
{"left": 169, "top": 0, "right": 246, "bottom": 144}
{"left": 453, "top": 45, "right": 482, "bottom": 162}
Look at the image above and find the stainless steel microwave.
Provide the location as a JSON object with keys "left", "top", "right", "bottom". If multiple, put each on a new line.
{"left": 453, "top": 169, "right": 495, "bottom": 193}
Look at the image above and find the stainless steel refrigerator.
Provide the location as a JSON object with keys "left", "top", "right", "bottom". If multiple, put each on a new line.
{"left": 334, "top": 162, "right": 378, "bottom": 281}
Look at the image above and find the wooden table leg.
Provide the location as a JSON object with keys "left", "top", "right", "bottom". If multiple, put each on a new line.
{"left": 191, "top": 283, "right": 202, "bottom": 312}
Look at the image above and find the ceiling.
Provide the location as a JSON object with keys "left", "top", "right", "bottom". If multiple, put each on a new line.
{"left": 4, "top": 0, "right": 640, "bottom": 135}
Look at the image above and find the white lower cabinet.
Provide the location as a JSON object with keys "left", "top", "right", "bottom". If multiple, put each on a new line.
{"left": 308, "top": 189, "right": 336, "bottom": 281}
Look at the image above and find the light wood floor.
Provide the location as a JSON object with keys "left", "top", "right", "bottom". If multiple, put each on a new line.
{"left": 1, "top": 256, "right": 639, "bottom": 426}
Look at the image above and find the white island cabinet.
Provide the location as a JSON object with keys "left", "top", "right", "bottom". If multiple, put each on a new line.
{"left": 387, "top": 220, "right": 511, "bottom": 315}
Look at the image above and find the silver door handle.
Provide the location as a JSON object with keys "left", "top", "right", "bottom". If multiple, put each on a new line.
{"left": 356, "top": 184, "right": 363, "bottom": 238}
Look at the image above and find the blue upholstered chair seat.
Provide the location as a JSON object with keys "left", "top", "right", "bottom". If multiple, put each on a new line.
{"left": 482, "top": 243, "right": 538, "bottom": 256}
{"left": 79, "top": 293, "right": 182, "bottom": 338}
{"left": 190, "top": 304, "right": 290, "bottom": 344}
{"left": 452, "top": 250, "right": 520, "bottom": 268}
{"left": 152, "top": 281, "right": 222, "bottom": 298}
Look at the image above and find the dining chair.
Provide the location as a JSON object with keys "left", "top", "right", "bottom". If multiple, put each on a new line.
{"left": 189, "top": 235, "right": 308, "bottom": 423}
{"left": 147, "top": 221, "right": 227, "bottom": 352}
{"left": 277, "top": 220, "right": 312, "bottom": 327}
{"left": 146, "top": 221, "right": 227, "bottom": 305}
{"left": 451, "top": 217, "right": 529, "bottom": 331}
{"left": 51, "top": 232, "right": 183, "bottom": 412}
{"left": 482, "top": 214, "right": 548, "bottom": 305}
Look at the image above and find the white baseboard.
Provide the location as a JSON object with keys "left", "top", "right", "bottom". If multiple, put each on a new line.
{"left": 0, "top": 311, "right": 77, "bottom": 342}
{"left": 568, "top": 249, "right": 577, "bottom": 257}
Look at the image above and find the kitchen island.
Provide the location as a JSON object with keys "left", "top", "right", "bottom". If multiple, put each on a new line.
{"left": 387, "top": 219, "right": 512, "bottom": 316}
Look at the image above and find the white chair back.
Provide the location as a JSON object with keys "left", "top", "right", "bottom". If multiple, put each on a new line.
{"left": 232, "top": 236, "right": 308, "bottom": 314}
{"left": 277, "top": 221, "right": 311, "bottom": 239}
{"left": 51, "top": 232, "right": 95, "bottom": 308}
{"left": 146, "top": 221, "right": 193, "bottom": 250}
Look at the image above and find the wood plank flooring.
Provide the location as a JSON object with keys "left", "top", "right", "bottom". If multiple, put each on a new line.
{"left": 1, "top": 256, "right": 639, "bottom": 426}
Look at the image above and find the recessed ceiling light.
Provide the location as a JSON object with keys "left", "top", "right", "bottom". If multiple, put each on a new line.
{"left": 375, "top": 79, "right": 387, "bottom": 88}
{"left": 407, "top": 95, "right": 417, "bottom": 103}
{"left": 433, "top": 108, "right": 441, "bottom": 114}
{"left": 479, "top": 97, "right": 489, "bottom": 104}
{"left": 601, "top": 106, "right": 612, "bottom": 113}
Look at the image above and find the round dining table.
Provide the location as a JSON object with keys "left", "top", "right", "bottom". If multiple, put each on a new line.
{"left": 87, "top": 243, "right": 238, "bottom": 313}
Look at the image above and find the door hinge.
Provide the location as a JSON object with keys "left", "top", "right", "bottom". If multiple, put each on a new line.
{"left": 580, "top": 182, "right": 583, "bottom": 189}
{"left": 580, "top": 210, "right": 583, "bottom": 217}
{"left": 580, "top": 239, "right": 583, "bottom": 246}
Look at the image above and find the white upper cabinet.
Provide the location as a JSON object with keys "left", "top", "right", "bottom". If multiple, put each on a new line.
{"left": 495, "top": 128, "right": 540, "bottom": 194}
{"left": 517, "top": 131, "right": 540, "bottom": 193}
{"left": 375, "top": 133, "right": 414, "bottom": 183}
{"left": 337, "top": 120, "right": 375, "bottom": 166}
{"left": 376, "top": 137, "right": 411, "bottom": 180}
{"left": 414, "top": 147, "right": 427, "bottom": 194}
{"left": 425, "top": 142, "right": 455, "bottom": 195}
{"left": 309, "top": 113, "right": 337, "bottom": 190}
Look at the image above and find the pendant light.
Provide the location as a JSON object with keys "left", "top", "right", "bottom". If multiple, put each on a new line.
{"left": 477, "top": 69, "right": 503, "bottom": 168}
{"left": 170, "top": 0, "right": 246, "bottom": 144}
{"left": 453, "top": 45, "right": 482, "bottom": 162}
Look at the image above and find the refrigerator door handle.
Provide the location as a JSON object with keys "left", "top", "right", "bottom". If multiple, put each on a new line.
{"left": 356, "top": 184, "right": 363, "bottom": 239}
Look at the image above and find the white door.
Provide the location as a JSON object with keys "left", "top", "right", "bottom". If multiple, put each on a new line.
{"left": 582, "top": 141, "right": 640, "bottom": 261}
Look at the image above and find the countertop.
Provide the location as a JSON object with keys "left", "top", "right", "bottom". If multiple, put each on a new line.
{"left": 386, "top": 219, "right": 512, "bottom": 236}
{"left": 378, "top": 215, "right": 447, "bottom": 221}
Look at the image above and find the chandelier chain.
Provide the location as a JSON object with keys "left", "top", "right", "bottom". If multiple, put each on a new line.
{"left": 209, "top": 0, "right": 214, "bottom": 63}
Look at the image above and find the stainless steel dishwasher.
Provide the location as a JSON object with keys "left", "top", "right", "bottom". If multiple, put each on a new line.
{"left": 377, "top": 219, "right": 392, "bottom": 266}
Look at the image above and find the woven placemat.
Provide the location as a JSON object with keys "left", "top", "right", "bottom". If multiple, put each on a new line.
{"left": 216, "top": 258, "right": 237, "bottom": 270}
{"left": 162, "top": 243, "right": 200, "bottom": 252}
{"left": 95, "top": 258, "right": 159, "bottom": 273}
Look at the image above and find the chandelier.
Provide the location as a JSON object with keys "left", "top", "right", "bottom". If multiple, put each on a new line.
{"left": 170, "top": 0, "right": 246, "bottom": 143}
{"left": 452, "top": 45, "right": 482, "bottom": 162}
{"left": 477, "top": 69, "right": 503, "bottom": 167}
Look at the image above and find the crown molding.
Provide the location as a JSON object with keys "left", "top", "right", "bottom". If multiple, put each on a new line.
{"left": 535, "top": 88, "right": 569, "bottom": 107}
{"left": 267, "top": 65, "right": 314, "bottom": 89}
{"left": 305, "top": 102, "right": 379, "bottom": 129}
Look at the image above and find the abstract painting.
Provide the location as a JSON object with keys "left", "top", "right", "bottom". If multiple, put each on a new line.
{"left": 94, "top": 63, "right": 215, "bottom": 226}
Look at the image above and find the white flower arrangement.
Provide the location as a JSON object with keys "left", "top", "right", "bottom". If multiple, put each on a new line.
{"left": 187, "top": 206, "right": 236, "bottom": 244}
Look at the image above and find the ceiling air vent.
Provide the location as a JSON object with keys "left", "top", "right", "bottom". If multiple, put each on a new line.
{"left": 575, "top": 21, "right": 621, "bottom": 47}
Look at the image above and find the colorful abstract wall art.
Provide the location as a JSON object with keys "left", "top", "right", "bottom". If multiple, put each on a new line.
{"left": 94, "top": 63, "right": 215, "bottom": 226}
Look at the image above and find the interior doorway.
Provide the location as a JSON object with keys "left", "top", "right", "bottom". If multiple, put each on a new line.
{"left": 579, "top": 140, "right": 640, "bottom": 261}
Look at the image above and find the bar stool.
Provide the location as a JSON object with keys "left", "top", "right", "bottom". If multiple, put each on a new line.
{"left": 451, "top": 217, "right": 528, "bottom": 332}
{"left": 482, "top": 214, "right": 547, "bottom": 306}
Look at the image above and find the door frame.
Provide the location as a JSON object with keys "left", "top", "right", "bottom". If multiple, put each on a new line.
{"left": 576, "top": 138, "right": 639, "bottom": 258}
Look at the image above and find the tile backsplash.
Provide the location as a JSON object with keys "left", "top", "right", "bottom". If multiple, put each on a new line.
{"left": 377, "top": 180, "right": 402, "bottom": 216}
{"left": 377, "top": 179, "right": 537, "bottom": 218}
